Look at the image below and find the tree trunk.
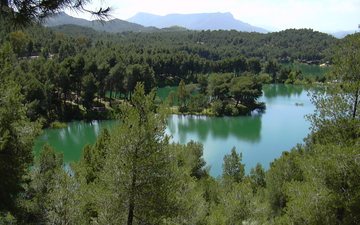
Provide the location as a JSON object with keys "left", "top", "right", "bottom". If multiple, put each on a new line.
{"left": 127, "top": 147, "right": 138, "bottom": 225}
{"left": 353, "top": 87, "right": 359, "bottom": 119}
{"left": 127, "top": 186, "right": 135, "bottom": 225}
{"left": 109, "top": 88, "right": 112, "bottom": 106}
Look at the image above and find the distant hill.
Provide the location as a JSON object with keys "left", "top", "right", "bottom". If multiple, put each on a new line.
{"left": 49, "top": 24, "right": 101, "bottom": 38}
{"left": 161, "top": 26, "right": 188, "bottom": 32}
{"left": 330, "top": 30, "right": 357, "bottom": 39}
{"left": 128, "top": 12, "right": 267, "bottom": 33}
{"left": 45, "top": 12, "right": 158, "bottom": 33}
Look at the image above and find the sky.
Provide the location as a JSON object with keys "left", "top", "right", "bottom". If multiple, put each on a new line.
{"left": 66, "top": 0, "right": 360, "bottom": 32}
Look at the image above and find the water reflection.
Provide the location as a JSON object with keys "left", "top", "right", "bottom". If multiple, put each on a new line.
{"left": 168, "top": 114, "right": 262, "bottom": 143}
{"left": 33, "top": 121, "right": 115, "bottom": 162}
{"left": 263, "top": 84, "right": 305, "bottom": 99}
{"left": 34, "top": 84, "right": 314, "bottom": 177}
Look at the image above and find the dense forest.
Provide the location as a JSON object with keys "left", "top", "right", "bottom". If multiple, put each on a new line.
{"left": 0, "top": 17, "right": 336, "bottom": 121}
{"left": 1, "top": 2, "right": 359, "bottom": 225}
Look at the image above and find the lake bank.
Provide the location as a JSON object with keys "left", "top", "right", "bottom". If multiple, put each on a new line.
{"left": 34, "top": 84, "right": 314, "bottom": 176}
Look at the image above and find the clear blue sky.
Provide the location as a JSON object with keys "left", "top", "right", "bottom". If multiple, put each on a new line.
{"left": 66, "top": 0, "right": 360, "bottom": 32}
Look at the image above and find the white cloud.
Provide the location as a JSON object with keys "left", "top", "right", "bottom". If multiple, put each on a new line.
{"left": 66, "top": 0, "right": 360, "bottom": 32}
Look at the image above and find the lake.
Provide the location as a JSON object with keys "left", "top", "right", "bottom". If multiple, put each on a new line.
{"left": 33, "top": 84, "right": 314, "bottom": 176}
{"left": 283, "top": 63, "right": 330, "bottom": 78}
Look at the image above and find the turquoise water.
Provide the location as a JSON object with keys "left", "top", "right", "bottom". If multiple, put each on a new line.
{"left": 166, "top": 84, "right": 313, "bottom": 176}
{"left": 34, "top": 84, "right": 314, "bottom": 176}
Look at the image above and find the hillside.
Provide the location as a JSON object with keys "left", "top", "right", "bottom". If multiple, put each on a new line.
{"left": 128, "top": 12, "right": 267, "bottom": 33}
{"left": 49, "top": 25, "right": 336, "bottom": 63}
{"left": 45, "top": 12, "right": 158, "bottom": 33}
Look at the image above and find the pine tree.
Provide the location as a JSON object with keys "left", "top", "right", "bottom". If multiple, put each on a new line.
{"left": 0, "top": 81, "right": 40, "bottom": 215}
{"left": 0, "top": 0, "right": 110, "bottom": 26}
{"left": 177, "top": 79, "right": 188, "bottom": 111}
{"left": 222, "top": 147, "right": 245, "bottom": 184}
{"left": 95, "top": 83, "right": 183, "bottom": 224}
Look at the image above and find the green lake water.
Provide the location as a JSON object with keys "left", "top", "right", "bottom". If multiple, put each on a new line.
{"left": 34, "top": 84, "right": 314, "bottom": 176}
{"left": 284, "top": 63, "right": 330, "bottom": 78}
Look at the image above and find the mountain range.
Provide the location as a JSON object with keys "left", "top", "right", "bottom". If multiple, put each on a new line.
{"left": 127, "top": 12, "right": 267, "bottom": 33}
{"left": 45, "top": 12, "right": 354, "bottom": 38}
{"left": 45, "top": 12, "right": 267, "bottom": 33}
{"left": 45, "top": 12, "right": 157, "bottom": 33}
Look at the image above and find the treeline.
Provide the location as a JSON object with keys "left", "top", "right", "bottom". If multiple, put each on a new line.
{"left": 0, "top": 14, "right": 359, "bottom": 223}
{"left": 0, "top": 20, "right": 334, "bottom": 123}
{"left": 1, "top": 73, "right": 359, "bottom": 224}
{"left": 169, "top": 74, "right": 265, "bottom": 116}
{"left": 1, "top": 4, "right": 359, "bottom": 225}
{"left": 52, "top": 25, "right": 337, "bottom": 63}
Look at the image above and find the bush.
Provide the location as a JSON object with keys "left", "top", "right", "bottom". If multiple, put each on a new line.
{"left": 188, "top": 94, "right": 208, "bottom": 113}
{"left": 178, "top": 105, "right": 188, "bottom": 113}
{"left": 211, "top": 100, "right": 224, "bottom": 116}
{"left": 224, "top": 103, "right": 239, "bottom": 116}
{"left": 50, "top": 121, "right": 67, "bottom": 129}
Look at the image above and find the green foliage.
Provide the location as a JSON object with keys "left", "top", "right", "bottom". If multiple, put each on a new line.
{"left": 249, "top": 163, "right": 266, "bottom": 192}
{"left": 166, "top": 90, "right": 177, "bottom": 107}
{"left": 258, "top": 73, "right": 273, "bottom": 84}
{"left": 211, "top": 99, "right": 224, "bottom": 117}
{"left": 0, "top": 81, "right": 40, "bottom": 214}
{"left": 188, "top": 94, "right": 208, "bottom": 113}
{"left": 208, "top": 73, "right": 232, "bottom": 101}
{"left": 282, "top": 181, "right": 337, "bottom": 225}
{"left": 177, "top": 79, "right": 188, "bottom": 112}
{"left": 125, "top": 64, "right": 155, "bottom": 96}
{"left": 0, "top": 24, "right": 331, "bottom": 122}
{"left": 50, "top": 121, "right": 67, "bottom": 129}
{"left": 0, "top": 42, "right": 16, "bottom": 77}
{"left": 206, "top": 73, "right": 263, "bottom": 116}
{"left": 224, "top": 103, "right": 239, "bottom": 116}
{"left": 207, "top": 181, "right": 253, "bottom": 225}
{"left": 0, "top": 212, "right": 16, "bottom": 225}
{"left": 1, "top": 0, "right": 110, "bottom": 26}
{"left": 332, "top": 33, "right": 360, "bottom": 119}
{"left": 0, "top": 11, "right": 357, "bottom": 225}
{"left": 307, "top": 34, "right": 360, "bottom": 146}
{"left": 266, "top": 148, "right": 303, "bottom": 216}
{"left": 81, "top": 73, "right": 98, "bottom": 109}
{"left": 222, "top": 147, "right": 245, "bottom": 184}
{"left": 230, "top": 75, "right": 262, "bottom": 106}
{"left": 79, "top": 128, "right": 110, "bottom": 184}
{"left": 44, "top": 169, "right": 80, "bottom": 225}
{"left": 247, "top": 58, "right": 261, "bottom": 74}
{"left": 265, "top": 60, "right": 280, "bottom": 80}
{"left": 23, "top": 144, "right": 64, "bottom": 224}
{"left": 89, "top": 83, "right": 203, "bottom": 224}
{"left": 176, "top": 141, "right": 208, "bottom": 180}
{"left": 9, "top": 31, "right": 28, "bottom": 56}
{"left": 108, "top": 62, "right": 126, "bottom": 99}
{"left": 257, "top": 35, "right": 360, "bottom": 225}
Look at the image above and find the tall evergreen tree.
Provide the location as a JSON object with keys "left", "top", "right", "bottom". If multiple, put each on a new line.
{"left": 95, "top": 83, "right": 183, "bottom": 224}
{"left": 222, "top": 147, "right": 245, "bottom": 184}
{"left": 0, "top": 81, "right": 40, "bottom": 215}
